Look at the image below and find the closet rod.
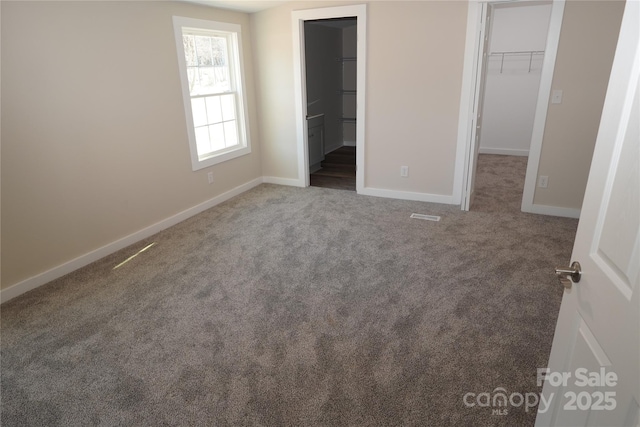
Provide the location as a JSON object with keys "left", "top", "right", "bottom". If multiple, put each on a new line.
{"left": 489, "top": 50, "right": 545, "bottom": 55}
{"left": 489, "top": 51, "right": 545, "bottom": 74}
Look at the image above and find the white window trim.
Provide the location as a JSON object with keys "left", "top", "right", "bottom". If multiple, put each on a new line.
{"left": 173, "top": 16, "right": 251, "bottom": 171}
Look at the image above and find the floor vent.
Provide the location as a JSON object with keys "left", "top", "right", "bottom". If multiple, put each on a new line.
{"left": 410, "top": 213, "right": 441, "bottom": 222}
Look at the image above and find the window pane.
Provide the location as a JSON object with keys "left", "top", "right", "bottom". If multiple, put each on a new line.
{"left": 205, "top": 96, "right": 223, "bottom": 124}
{"left": 209, "top": 123, "right": 225, "bottom": 151}
{"left": 186, "top": 68, "right": 198, "bottom": 95}
{"left": 197, "top": 67, "right": 215, "bottom": 94}
{"left": 195, "top": 36, "right": 212, "bottom": 66}
{"left": 182, "top": 35, "right": 197, "bottom": 66}
{"left": 214, "top": 67, "right": 231, "bottom": 92}
{"left": 221, "top": 94, "right": 236, "bottom": 121}
{"left": 197, "top": 67, "right": 230, "bottom": 94}
{"left": 191, "top": 98, "right": 207, "bottom": 127}
{"left": 195, "top": 126, "right": 211, "bottom": 155}
{"left": 211, "top": 36, "right": 228, "bottom": 66}
{"left": 224, "top": 120, "right": 238, "bottom": 147}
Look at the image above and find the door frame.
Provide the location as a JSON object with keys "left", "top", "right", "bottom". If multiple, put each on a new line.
{"left": 292, "top": 4, "right": 367, "bottom": 191}
{"left": 455, "top": 0, "right": 566, "bottom": 212}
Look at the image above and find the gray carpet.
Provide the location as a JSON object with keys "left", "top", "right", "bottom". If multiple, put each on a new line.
{"left": 472, "top": 154, "right": 529, "bottom": 214}
{"left": 1, "top": 181, "right": 578, "bottom": 426}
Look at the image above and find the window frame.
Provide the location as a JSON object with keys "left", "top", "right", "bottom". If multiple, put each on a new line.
{"left": 173, "top": 16, "right": 251, "bottom": 171}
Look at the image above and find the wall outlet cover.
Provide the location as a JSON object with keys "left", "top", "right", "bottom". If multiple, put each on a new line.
{"left": 538, "top": 175, "right": 549, "bottom": 188}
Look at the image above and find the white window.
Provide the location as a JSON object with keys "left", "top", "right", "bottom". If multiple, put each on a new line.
{"left": 173, "top": 17, "right": 251, "bottom": 170}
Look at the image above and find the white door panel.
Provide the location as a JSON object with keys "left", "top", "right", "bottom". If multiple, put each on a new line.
{"left": 463, "top": 3, "right": 490, "bottom": 211}
{"left": 536, "top": 2, "right": 640, "bottom": 426}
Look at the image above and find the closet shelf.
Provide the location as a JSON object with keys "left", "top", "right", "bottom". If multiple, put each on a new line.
{"left": 489, "top": 50, "right": 545, "bottom": 55}
{"left": 336, "top": 56, "right": 358, "bottom": 131}
{"left": 489, "top": 50, "right": 545, "bottom": 74}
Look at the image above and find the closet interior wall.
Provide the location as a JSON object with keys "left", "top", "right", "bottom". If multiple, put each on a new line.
{"left": 479, "top": 2, "right": 553, "bottom": 157}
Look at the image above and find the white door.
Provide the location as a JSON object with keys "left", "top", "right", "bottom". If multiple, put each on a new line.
{"left": 535, "top": 2, "right": 639, "bottom": 426}
{"left": 463, "top": 3, "right": 491, "bottom": 211}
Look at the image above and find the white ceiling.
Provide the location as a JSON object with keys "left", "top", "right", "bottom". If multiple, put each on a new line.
{"left": 184, "top": 0, "right": 290, "bottom": 13}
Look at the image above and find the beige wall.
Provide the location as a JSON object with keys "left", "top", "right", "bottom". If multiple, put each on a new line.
{"left": 534, "top": 0, "right": 625, "bottom": 209}
{"left": 1, "top": 1, "right": 262, "bottom": 289}
{"left": 252, "top": 1, "right": 468, "bottom": 195}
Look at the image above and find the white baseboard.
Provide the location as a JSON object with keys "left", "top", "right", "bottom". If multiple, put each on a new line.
{"left": 343, "top": 140, "right": 356, "bottom": 147}
{"left": 522, "top": 203, "right": 581, "bottom": 219}
{"left": 0, "top": 177, "right": 263, "bottom": 304}
{"left": 479, "top": 147, "right": 529, "bottom": 157}
{"left": 1, "top": 177, "right": 460, "bottom": 303}
{"left": 262, "top": 176, "right": 305, "bottom": 187}
{"left": 359, "top": 187, "right": 456, "bottom": 205}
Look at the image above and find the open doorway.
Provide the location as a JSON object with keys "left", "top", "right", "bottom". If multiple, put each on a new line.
{"left": 460, "top": 0, "right": 564, "bottom": 212}
{"left": 304, "top": 18, "right": 357, "bottom": 191}
{"left": 292, "top": 4, "right": 367, "bottom": 192}
{"left": 472, "top": 2, "right": 553, "bottom": 213}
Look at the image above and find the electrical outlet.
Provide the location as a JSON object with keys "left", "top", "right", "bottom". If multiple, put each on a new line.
{"left": 400, "top": 166, "right": 409, "bottom": 177}
{"left": 207, "top": 172, "right": 214, "bottom": 184}
{"left": 538, "top": 175, "right": 549, "bottom": 188}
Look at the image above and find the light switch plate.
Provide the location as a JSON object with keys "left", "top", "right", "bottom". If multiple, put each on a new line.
{"left": 551, "top": 90, "right": 563, "bottom": 104}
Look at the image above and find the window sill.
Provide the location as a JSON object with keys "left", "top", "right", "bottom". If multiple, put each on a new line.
{"left": 191, "top": 145, "right": 251, "bottom": 171}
